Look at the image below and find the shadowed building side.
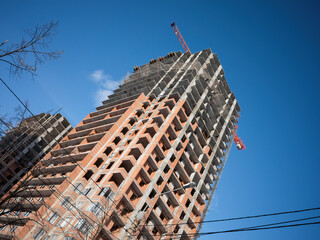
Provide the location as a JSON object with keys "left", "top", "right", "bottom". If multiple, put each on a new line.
{"left": 0, "top": 113, "right": 72, "bottom": 197}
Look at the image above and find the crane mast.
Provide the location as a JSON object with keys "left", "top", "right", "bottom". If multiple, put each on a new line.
{"left": 171, "top": 22, "right": 191, "bottom": 53}
{"left": 170, "top": 22, "right": 245, "bottom": 151}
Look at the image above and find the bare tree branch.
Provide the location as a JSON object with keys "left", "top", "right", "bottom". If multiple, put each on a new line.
{"left": 0, "top": 21, "right": 63, "bottom": 78}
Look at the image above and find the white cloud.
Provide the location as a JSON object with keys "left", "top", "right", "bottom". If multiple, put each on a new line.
{"left": 94, "top": 89, "right": 113, "bottom": 106}
{"left": 90, "top": 70, "right": 119, "bottom": 89}
{"left": 90, "top": 70, "right": 109, "bottom": 82}
{"left": 90, "top": 69, "right": 121, "bottom": 106}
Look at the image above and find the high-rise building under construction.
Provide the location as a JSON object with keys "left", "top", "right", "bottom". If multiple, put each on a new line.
{"left": 0, "top": 49, "right": 241, "bottom": 240}
{"left": 0, "top": 113, "right": 72, "bottom": 197}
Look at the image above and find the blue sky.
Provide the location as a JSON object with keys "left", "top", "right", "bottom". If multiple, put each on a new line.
{"left": 1, "top": 0, "right": 320, "bottom": 239}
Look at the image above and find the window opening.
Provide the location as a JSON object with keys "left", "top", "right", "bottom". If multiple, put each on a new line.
{"left": 96, "top": 174, "right": 105, "bottom": 183}
{"left": 104, "top": 147, "right": 113, "bottom": 156}
{"left": 83, "top": 170, "right": 94, "bottom": 180}
{"left": 94, "top": 158, "right": 104, "bottom": 168}
{"left": 106, "top": 161, "right": 115, "bottom": 169}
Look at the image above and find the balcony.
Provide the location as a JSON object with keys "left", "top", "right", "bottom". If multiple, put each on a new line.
{"left": 31, "top": 164, "right": 77, "bottom": 177}
{"left": 59, "top": 137, "right": 83, "bottom": 148}
{"left": 83, "top": 112, "right": 109, "bottom": 124}
{"left": 90, "top": 106, "right": 114, "bottom": 117}
{"left": 0, "top": 202, "right": 42, "bottom": 211}
{"left": 68, "top": 129, "right": 92, "bottom": 140}
{"left": 15, "top": 189, "right": 54, "bottom": 198}
{"left": 149, "top": 211, "right": 166, "bottom": 233}
{"left": 86, "top": 132, "right": 105, "bottom": 143}
{"left": 125, "top": 181, "right": 143, "bottom": 207}
{"left": 156, "top": 197, "right": 174, "bottom": 220}
{"left": 119, "top": 159, "right": 134, "bottom": 174}
{"left": 42, "top": 152, "right": 87, "bottom": 166}
{"left": 135, "top": 168, "right": 151, "bottom": 191}
{"left": 77, "top": 142, "right": 97, "bottom": 153}
{"left": 0, "top": 216, "right": 29, "bottom": 226}
{"left": 27, "top": 176, "right": 66, "bottom": 186}
{"left": 136, "top": 134, "right": 152, "bottom": 149}
{"left": 75, "top": 116, "right": 121, "bottom": 132}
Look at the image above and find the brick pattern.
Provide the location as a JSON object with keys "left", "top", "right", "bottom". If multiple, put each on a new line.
{"left": 0, "top": 49, "right": 240, "bottom": 240}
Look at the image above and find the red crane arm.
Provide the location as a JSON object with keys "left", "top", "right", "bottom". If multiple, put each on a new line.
{"left": 171, "top": 22, "right": 191, "bottom": 53}
{"left": 232, "top": 125, "right": 246, "bottom": 150}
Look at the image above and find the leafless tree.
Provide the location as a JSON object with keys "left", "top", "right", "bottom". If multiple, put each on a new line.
{"left": 0, "top": 21, "right": 63, "bottom": 77}
{"left": 0, "top": 101, "right": 31, "bottom": 157}
{"left": 0, "top": 164, "right": 46, "bottom": 226}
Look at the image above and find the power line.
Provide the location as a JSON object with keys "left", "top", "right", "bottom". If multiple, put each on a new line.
{"left": 164, "top": 221, "right": 320, "bottom": 239}
{"left": 191, "top": 221, "right": 320, "bottom": 238}
{"left": 132, "top": 209, "right": 320, "bottom": 238}
{"left": 0, "top": 76, "right": 135, "bottom": 220}
{"left": 0, "top": 75, "right": 157, "bottom": 238}
{"left": 0, "top": 77, "right": 123, "bottom": 239}
{"left": 0, "top": 123, "right": 120, "bottom": 240}
{"left": 139, "top": 206, "right": 320, "bottom": 228}
{"left": 162, "top": 216, "right": 320, "bottom": 239}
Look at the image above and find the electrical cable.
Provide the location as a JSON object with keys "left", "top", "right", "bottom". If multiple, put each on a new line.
{"left": 139, "top": 206, "right": 320, "bottom": 228}
{"left": 0, "top": 56, "right": 244, "bottom": 240}
{"left": 157, "top": 215, "right": 320, "bottom": 239}
{"left": 0, "top": 77, "right": 140, "bottom": 234}
{"left": 0, "top": 91, "right": 123, "bottom": 239}
{"left": 0, "top": 122, "right": 120, "bottom": 240}
{"left": 168, "top": 221, "right": 320, "bottom": 239}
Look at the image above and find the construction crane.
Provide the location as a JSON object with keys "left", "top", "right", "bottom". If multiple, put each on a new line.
{"left": 170, "top": 22, "right": 245, "bottom": 151}
{"left": 232, "top": 125, "right": 246, "bottom": 150}
{"left": 171, "top": 22, "right": 191, "bottom": 53}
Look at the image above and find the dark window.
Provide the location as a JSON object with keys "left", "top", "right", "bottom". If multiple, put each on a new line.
{"left": 121, "top": 127, "right": 129, "bottom": 135}
{"left": 119, "top": 161, "right": 133, "bottom": 173}
{"left": 191, "top": 189, "right": 195, "bottom": 196}
{"left": 106, "top": 161, "right": 115, "bottom": 169}
{"left": 143, "top": 102, "right": 149, "bottom": 109}
{"left": 147, "top": 167, "right": 153, "bottom": 175}
{"left": 155, "top": 156, "right": 160, "bottom": 163}
{"left": 94, "top": 158, "right": 104, "bottom": 168}
{"left": 113, "top": 137, "right": 121, "bottom": 145}
{"left": 96, "top": 174, "right": 105, "bottom": 183}
{"left": 186, "top": 199, "right": 191, "bottom": 208}
{"left": 149, "top": 190, "right": 156, "bottom": 198}
{"left": 141, "top": 203, "right": 148, "bottom": 211}
{"left": 152, "top": 227, "right": 158, "bottom": 235}
{"left": 83, "top": 170, "right": 94, "bottom": 180}
{"left": 110, "top": 174, "right": 124, "bottom": 187}
{"left": 104, "top": 147, "right": 112, "bottom": 156}
{"left": 129, "top": 118, "right": 136, "bottom": 126}
{"left": 136, "top": 110, "right": 143, "bottom": 117}
{"left": 156, "top": 177, "right": 163, "bottom": 186}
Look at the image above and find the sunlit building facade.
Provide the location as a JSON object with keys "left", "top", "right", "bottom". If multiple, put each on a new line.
{"left": 0, "top": 49, "right": 240, "bottom": 240}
